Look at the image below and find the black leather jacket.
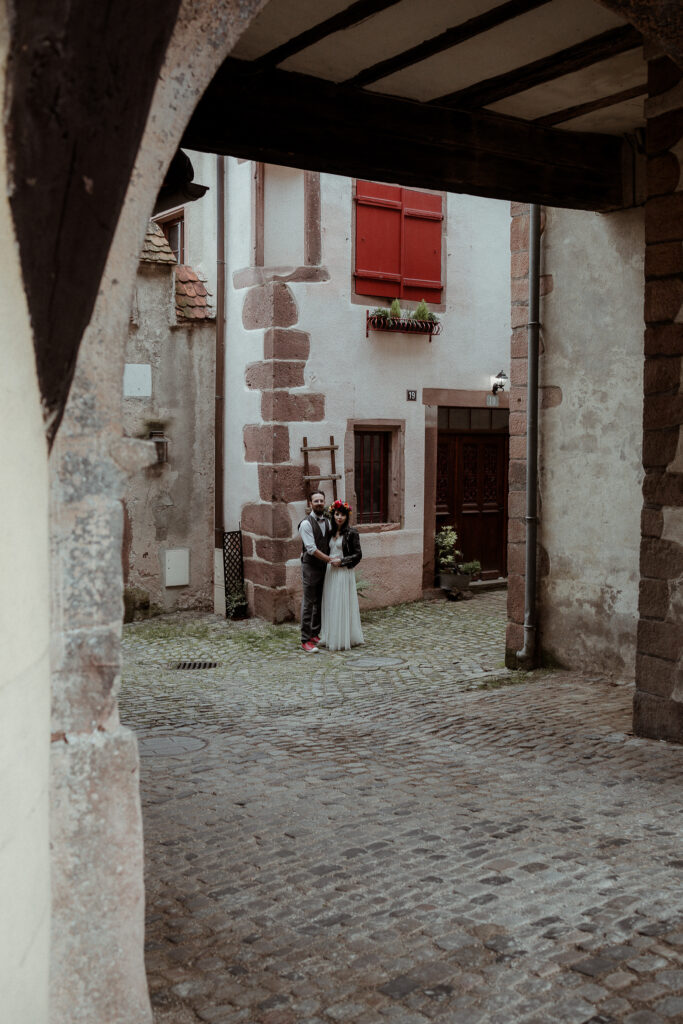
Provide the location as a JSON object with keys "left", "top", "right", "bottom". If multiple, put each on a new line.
{"left": 335, "top": 527, "right": 362, "bottom": 569}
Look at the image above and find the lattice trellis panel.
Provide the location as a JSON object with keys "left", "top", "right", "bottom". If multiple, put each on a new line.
{"left": 222, "top": 530, "right": 244, "bottom": 616}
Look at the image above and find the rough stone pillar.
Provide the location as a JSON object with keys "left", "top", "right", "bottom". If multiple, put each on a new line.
{"left": 238, "top": 270, "right": 327, "bottom": 621}
{"left": 633, "top": 54, "right": 683, "bottom": 743}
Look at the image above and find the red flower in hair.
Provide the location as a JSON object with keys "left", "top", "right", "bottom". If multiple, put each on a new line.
{"left": 328, "top": 499, "right": 352, "bottom": 515}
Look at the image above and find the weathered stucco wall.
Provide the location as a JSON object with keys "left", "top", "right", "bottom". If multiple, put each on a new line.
{"left": 123, "top": 263, "right": 215, "bottom": 613}
{"left": 537, "top": 206, "right": 645, "bottom": 677}
{"left": 0, "top": 10, "right": 51, "bottom": 1018}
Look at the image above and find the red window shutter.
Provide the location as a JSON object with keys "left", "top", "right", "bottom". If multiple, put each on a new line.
{"left": 401, "top": 188, "right": 442, "bottom": 303}
{"left": 354, "top": 181, "right": 443, "bottom": 303}
{"left": 355, "top": 182, "right": 401, "bottom": 299}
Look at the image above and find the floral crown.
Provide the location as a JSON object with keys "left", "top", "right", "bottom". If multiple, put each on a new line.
{"left": 328, "top": 499, "right": 352, "bottom": 515}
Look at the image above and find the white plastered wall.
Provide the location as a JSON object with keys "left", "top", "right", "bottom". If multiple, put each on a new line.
{"left": 207, "top": 164, "right": 510, "bottom": 608}
{"left": 0, "top": 7, "right": 51, "bottom": 1021}
{"left": 538, "top": 206, "right": 645, "bottom": 677}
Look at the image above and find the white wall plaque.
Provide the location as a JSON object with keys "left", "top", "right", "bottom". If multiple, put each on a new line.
{"left": 164, "top": 548, "right": 190, "bottom": 588}
{"left": 123, "top": 363, "right": 152, "bottom": 397}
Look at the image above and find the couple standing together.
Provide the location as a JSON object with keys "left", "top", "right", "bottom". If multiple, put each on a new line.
{"left": 299, "top": 490, "right": 364, "bottom": 653}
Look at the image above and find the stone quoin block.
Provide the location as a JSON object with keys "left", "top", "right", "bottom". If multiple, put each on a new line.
{"left": 509, "top": 435, "right": 526, "bottom": 460}
{"left": 258, "top": 464, "right": 307, "bottom": 503}
{"left": 243, "top": 423, "right": 291, "bottom": 464}
{"left": 634, "top": 690, "right": 683, "bottom": 743}
{"left": 251, "top": 584, "right": 292, "bottom": 624}
{"left": 508, "top": 409, "right": 528, "bottom": 437}
{"left": 241, "top": 533, "right": 254, "bottom": 558}
{"left": 644, "top": 278, "right": 683, "bottom": 322}
{"left": 245, "top": 360, "right": 306, "bottom": 391}
{"left": 645, "top": 108, "right": 683, "bottom": 156}
{"left": 510, "top": 214, "right": 529, "bottom": 252}
{"left": 645, "top": 323, "right": 683, "bottom": 356}
{"left": 637, "top": 618, "right": 682, "bottom": 661}
{"left": 646, "top": 192, "right": 683, "bottom": 244}
{"left": 511, "top": 303, "right": 529, "bottom": 329}
{"left": 507, "top": 490, "right": 526, "bottom": 519}
{"left": 643, "top": 468, "right": 683, "bottom": 507}
{"left": 243, "top": 558, "right": 286, "bottom": 588}
{"left": 240, "top": 502, "right": 293, "bottom": 539}
{"left": 641, "top": 506, "right": 664, "bottom": 538}
{"left": 643, "top": 391, "right": 683, "bottom": 431}
{"left": 507, "top": 542, "right": 526, "bottom": 576}
{"left": 642, "top": 427, "right": 679, "bottom": 468}
{"left": 647, "top": 153, "right": 681, "bottom": 198}
{"left": 643, "top": 355, "right": 681, "bottom": 393}
{"left": 51, "top": 626, "right": 120, "bottom": 733}
{"left": 508, "top": 460, "right": 527, "bottom": 491}
{"left": 255, "top": 537, "right": 301, "bottom": 563}
{"left": 510, "top": 357, "right": 528, "bottom": 387}
{"left": 261, "top": 390, "right": 325, "bottom": 423}
{"left": 635, "top": 653, "right": 677, "bottom": 699}
{"left": 509, "top": 385, "right": 527, "bottom": 413}
{"left": 640, "top": 536, "right": 683, "bottom": 579}
{"left": 541, "top": 386, "right": 562, "bottom": 409}
{"left": 511, "top": 251, "right": 529, "bottom": 279}
{"left": 242, "top": 281, "right": 298, "bottom": 330}
{"left": 510, "top": 329, "right": 528, "bottom": 359}
{"left": 507, "top": 572, "right": 525, "bottom": 624}
{"left": 505, "top": 622, "right": 525, "bottom": 666}
{"left": 639, "top": 577, "right": 670, "bottom": 620}
{"left": 264, "top": 328, "right": 311, "bottom": 361}
{"left": 645, "top": 240, "right": 683, "bottom": 279}
{"left": 507, "top": 517, "right": 526, "bottom": 544}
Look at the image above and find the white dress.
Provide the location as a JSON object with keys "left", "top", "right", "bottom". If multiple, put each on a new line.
{"left": 320, "top": 535, "right": 364, "bottom": 651}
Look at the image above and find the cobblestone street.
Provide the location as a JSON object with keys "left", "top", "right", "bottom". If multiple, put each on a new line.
{"left": 120, "top": 593, "right": 683, "bottom": 1024}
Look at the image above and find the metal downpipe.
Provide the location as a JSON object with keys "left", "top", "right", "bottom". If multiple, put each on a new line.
{"left": 516, "top": 203, "right": 541, "bottom": 667}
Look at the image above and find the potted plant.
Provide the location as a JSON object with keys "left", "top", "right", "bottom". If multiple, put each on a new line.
{"left": 456, "top": 559, "right": 482, "bottom": 582}
{"left": 435, "top": 526, "right": 465, "bottom": 590}
{"left": 366, "top": 298, "right": 441, "bottom": 338}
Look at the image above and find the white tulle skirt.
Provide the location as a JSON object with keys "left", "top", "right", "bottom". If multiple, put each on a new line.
{"left": 320, "top": 562, "right": 364, "bottom": 652}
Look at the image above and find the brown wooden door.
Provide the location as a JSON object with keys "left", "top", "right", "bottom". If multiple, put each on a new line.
{"left": 436, "top": 433, "right": 508, "bottom": 578}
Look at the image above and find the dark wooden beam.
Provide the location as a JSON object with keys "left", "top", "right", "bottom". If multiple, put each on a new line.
{"left": 182, "top": 60, "right": 632, "bottom": 212}
{"left": 435, "top": 25, "right": 642, "bottom": 109}
{"left": 346, "top": 0, "right": 552, "bottom": 88}
{"left": 534, "top": 82, "right": 647, "bottom": 127}
{"left": 253, "top": 0, "right": 402, "bottom": 70}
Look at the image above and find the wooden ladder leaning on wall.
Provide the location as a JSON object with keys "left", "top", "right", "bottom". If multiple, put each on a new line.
{"left": 301, "top": 435, "right": 340, "bottom": 501}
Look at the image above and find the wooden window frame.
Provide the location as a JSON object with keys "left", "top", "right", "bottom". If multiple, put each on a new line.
{"left": 353, "top": 181, "right": 445, "bottom": 306}
{"left": 345, "top": 419, "right": 405, "bottom": 532}
{"left": 154, "top": 206, "right": 185, "bottom": 264}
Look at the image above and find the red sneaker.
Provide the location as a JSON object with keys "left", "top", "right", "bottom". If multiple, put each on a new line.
{"left": 311, "top": 635, "right": 320, "bottom": 643}
{"left": 301, "top": 640, "right": 319, "bottom": 653}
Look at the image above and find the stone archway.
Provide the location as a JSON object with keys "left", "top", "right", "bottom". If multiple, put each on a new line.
{"left": 2, "top": 1, "right": 682, "bottom": 1021}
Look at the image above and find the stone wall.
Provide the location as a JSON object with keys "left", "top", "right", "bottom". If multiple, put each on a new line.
{"left": 123, "top": 245, "right": 215, "bottom": 615}
{"left": 634, "top": 54, "right": 683, "bottom": 742}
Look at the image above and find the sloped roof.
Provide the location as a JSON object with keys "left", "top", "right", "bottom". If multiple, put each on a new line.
{"left": 140, "top": 221, "right": 176, "bottom": 264}
{"left": 175, "top": 265, "right": 214, "bottom": 321}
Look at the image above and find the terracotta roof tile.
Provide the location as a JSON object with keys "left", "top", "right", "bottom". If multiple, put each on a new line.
{"left": 174, "top": 265, "right": 214, "bottom": 321}
{"left": 140, "top": 221, "right": 176, "bottom": 264}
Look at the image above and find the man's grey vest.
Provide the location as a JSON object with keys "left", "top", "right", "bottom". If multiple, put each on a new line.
{"left": 300, "top": 512, "right": 330, "bottom": 565}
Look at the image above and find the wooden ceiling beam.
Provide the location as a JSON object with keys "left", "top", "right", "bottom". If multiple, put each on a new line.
{"left": 347, "top": 0, "right": 552, "bottom": 88}
{"left": 534, "top": 82, "right": 647, "bottom": 127}
{"left": 183, "top": 60, "right": 633, "bottom": 212}
{"left": 253, "top": 0, "right": 402, "bottom": 70}
{"left": 435, "top": 25, "right": 642, "bottom": 109}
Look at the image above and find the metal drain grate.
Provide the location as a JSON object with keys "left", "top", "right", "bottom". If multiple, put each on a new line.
{"left": 170, "top": 660, "right": 220, "bottom": 670}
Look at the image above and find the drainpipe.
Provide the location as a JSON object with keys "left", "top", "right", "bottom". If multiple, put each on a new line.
{"left": 516, "top": 203, "right": 541, "bottom": 667}
{"left": 215, "top": 155, "right": 226, "bottom": 549}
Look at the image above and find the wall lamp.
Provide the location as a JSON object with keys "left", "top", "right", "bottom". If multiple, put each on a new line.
{"left": 149, "top": 429, "right": 170, "bottom": 464}
{"left": 491, "top": 371, "right": 508, "bottom": 395}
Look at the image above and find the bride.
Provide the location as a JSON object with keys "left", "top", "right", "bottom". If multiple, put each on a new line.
{"left": 320, "top": 499, "right": 364, "bottom": 651}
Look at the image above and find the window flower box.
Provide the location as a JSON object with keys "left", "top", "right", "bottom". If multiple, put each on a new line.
{"left": 366, "top": 310, "right": 442, "bottom": 340}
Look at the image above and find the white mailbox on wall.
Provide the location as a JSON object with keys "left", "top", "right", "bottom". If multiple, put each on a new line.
{"left": 164, "top": 548, "right": 190, "bottom": 587}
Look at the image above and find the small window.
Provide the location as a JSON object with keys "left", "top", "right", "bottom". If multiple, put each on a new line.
{"left": 354, "top": 430, "right": 389, "bottom": 524}
{"left": 354, "top": 181, "right": 443, "bottom": 303}
{"left": 155, "top": 210, "right": 185, "bottom": 264}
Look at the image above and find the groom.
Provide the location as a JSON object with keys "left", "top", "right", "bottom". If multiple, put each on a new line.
{"left": 299, "top": 489, "right": 340, "bottom": 652}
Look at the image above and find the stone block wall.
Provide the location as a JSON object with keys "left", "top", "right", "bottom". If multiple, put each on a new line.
{"left": 634, "top": 55, "right": 683, "bottom": 742}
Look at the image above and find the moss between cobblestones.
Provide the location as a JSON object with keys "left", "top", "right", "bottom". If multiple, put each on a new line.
{"left": 469, "top": 669, "right": 540, "bottom": 691}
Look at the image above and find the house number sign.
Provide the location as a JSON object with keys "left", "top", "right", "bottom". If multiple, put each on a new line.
{"left": 406, "top": 389, "right": 417, "bottom": 401}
